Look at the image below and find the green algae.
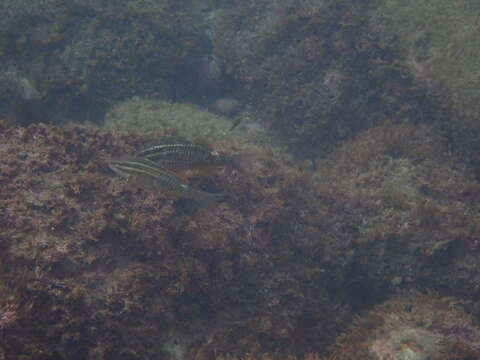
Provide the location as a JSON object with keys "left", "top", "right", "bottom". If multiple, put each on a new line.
{"left": 101, "top": 97, "right": 292, "bottom": 166}
{"left": 370, "top": 0, "right": 480, "bottom": 117}
{"left": 103, "top": 97, "right": 232, "bottom": 141}
{"left": 369, "top": 0, "right": 480, "bottom": 173}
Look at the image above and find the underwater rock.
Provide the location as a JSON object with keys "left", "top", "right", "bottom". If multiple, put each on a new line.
{"left": 0, "top": 119, "right": 349, "bottom": 358}
{"left": 0, "top": 0, "right": 208, "bottom": 124}
{"left": 2, "top": 114, "right": 480, "bottom": 359}
{"left": 368, "top": 0, "right": 480, "bottom": 176}
{"left": 103, "top": 97, "right": 277, "bottom": 151}
{"left": 104, "top": 97, "right": 232, "bottom": 141}
{"left": 313, "top": 121, "right": 480, "bottom": 306}
{"left": 213, "top": 0, "right": 435, "bottom": 157}
{"left": 328, "top": 292, "right": 480, "bottom": 359}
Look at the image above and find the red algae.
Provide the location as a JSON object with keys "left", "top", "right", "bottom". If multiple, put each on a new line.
{"left": 2, "top": 120, "right": 480, "bottom": 359}
{"left": 0, "top": 121, "right": 347, "bottom": 359}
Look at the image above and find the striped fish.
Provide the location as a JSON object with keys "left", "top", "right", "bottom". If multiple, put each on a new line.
{"left": 108, "top": 157, "right": 223, "bottom": 205}
{"left": 136, "top": 141, "right": 236, "bottom": 171}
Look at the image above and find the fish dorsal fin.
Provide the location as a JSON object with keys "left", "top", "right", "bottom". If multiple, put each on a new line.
{"left": 136, "top": 140, "right": 159, "bottom": 154}
{"left": 136, "top": 136, "right": 192, "bottom": 154}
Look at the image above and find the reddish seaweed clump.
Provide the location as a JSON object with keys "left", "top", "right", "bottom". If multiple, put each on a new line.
{"left": 3, "top": 119, "right": 479, "bottom": 359}
{"left": 0, "top": 120, "right": 347, "bottom": 359}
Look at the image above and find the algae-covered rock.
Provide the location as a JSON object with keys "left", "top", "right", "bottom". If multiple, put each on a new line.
{"left": 0, "top": 119, "right": 348, "bottom": 358}
{"left": 0, "top": 0, "right": 208, "bottom": 123}
{"left": 214, "top": 0, "right": 353, "bottom": 155}
{"left": 2, "top": 114, "right": 480, "bottom": 359}
{"left": 313, "top": 122, "right": 480, "bottom": 303}
{"left": 368, "top": 0, "right": 480, "bottom": 174}
{"left": 370, "top": 0, "right": 480, "bottom": 113}
{"left": 213, "top": 0, "right": 433, "bottom": 157}
{"left": 328, "top": 292, "right": 480, "bottom": 359}
{"left": 104, "top": 97, "right": 233, "bottom": 141}
{"left": 103, "top": 97, "right": 287, "bottom": 155}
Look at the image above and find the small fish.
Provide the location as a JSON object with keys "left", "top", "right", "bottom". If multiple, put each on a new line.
{"left": 108, "top": 157, "right": 224, "bottom": 205}
{"left": 136, "top": 141, "right": 236, "bottom": 171}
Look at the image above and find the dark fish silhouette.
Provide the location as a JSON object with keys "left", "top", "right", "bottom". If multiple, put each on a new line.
{"left": 108, "top": 156, "right": 224, "bottom": 205}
